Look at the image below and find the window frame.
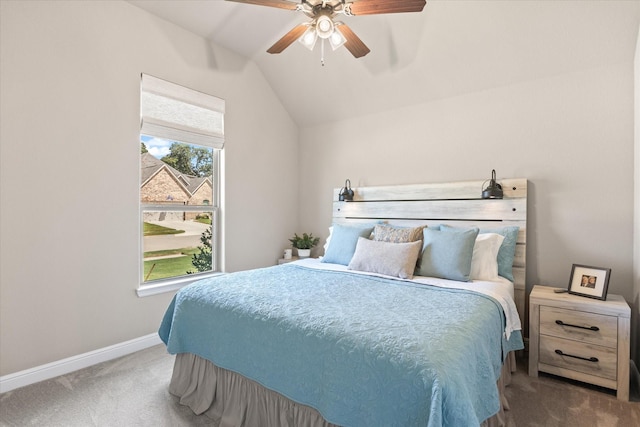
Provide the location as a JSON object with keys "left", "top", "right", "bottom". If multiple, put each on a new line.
{"left": 136, "top": 75, "right": 225, "bottom": 297}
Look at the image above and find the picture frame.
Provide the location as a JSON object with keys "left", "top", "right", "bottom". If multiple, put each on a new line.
{"left": 567, "top": 264, "right": 611, "bottom": 300}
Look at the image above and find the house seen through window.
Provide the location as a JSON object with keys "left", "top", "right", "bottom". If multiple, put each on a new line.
{"left": 139, "top": 74, "right": 224, "bottom": 289}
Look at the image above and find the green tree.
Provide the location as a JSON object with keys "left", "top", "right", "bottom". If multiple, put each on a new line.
{"left": 141, "top": 142, "right": 148, "bottom": 153}
{"left": 188, "top": 227, "right": 212, "bottom": 273}
{"left": 192, "top": 147, "right": 213, "bottom": 177}
{"left": 161, "top": 142, "right": 212, "bottom": 177}
{"left": 162, "top": 143, "right": 193, "bottom": 175}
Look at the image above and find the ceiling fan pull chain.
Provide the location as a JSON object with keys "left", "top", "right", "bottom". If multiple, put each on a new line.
{"left": 321, "top": 38, "right": 325, "bottom": 66}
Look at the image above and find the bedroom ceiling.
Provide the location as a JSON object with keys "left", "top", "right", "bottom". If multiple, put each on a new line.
{"left": 127, "top": 0, "right": 640, "bottom": 127}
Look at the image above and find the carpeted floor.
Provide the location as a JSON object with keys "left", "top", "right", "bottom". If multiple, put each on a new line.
{"left": 1, "top": 345, "right": 638, "bottom": 426}
{"left": 504, "top": 355, "right": 639, "bottom": 426}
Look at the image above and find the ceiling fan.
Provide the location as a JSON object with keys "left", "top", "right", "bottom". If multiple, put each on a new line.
{"left": 227, "top": 0, "right": 427, "bottom": 62}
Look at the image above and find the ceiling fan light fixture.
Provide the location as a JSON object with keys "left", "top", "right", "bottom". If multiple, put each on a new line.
{"left": 329, "top": 25, "right": 346, "bottom": 50}
{"left": 298, "top": 25, "right": 318, "bottom": 50}
{"left": 315, "top": 15, "right": 334, "bottom": 39}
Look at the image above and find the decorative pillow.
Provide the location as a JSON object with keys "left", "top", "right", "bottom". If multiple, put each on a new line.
{"left": 441, "top": 224, "right": 520, "bottom": 282}
{"left": 416, "top": 227, "right": 479, "bottom": 282}
{"left": 348, "top": 238, "right": 423, "bottom": 279}
{"left": 372, "top": 224, "right": 425, "bottom": 243}
{"left": 469, "top": 233, "right": 504, "bottom": 281}
{"left": 321, "top": 223, "right": 376, "bottom": 266}
{"left": 480, "top": 226, "right": 519, "bottom": 282}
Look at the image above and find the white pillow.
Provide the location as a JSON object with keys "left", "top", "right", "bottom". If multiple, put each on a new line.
{"left": 470, "top": 233, "right": 505, "bottom": 281}
{"left": 323, "top": 226, "right": 333, "bottom": 253}
{"left": 348, "top": 237, "right": 422, "bottom": 279}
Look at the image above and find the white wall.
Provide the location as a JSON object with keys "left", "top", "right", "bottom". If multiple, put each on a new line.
{"left": 299, "top": 62, "right": 636, "bottom": 308}
{"left": 0, "top": 1, "right": 299, "bottom": 376}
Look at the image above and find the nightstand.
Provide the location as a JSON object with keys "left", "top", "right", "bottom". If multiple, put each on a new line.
{"left": 528, "top": 285, "right": 630, "bottom": 401}
{"left": 278, "top": 257, "right": 299, "bottom": 265}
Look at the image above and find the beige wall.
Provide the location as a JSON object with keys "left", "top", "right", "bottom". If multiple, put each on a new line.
{"left": 633, "top": 24, "right": 640, "bottom": 364}
{"left": 0, "top": 1, "right": 299, "bottom": 375}
{"left": 299, "top": 62, "right": 635, "bottom": 323}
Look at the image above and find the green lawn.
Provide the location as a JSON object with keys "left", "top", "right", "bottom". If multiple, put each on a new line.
{"left": 143, "top": 222, "right": 185, "bottom": 236}
{"left": 143, "top": 221, "right": 212, "bottom": 281}
{"left": 143, "top": 248, "right": 204, "bottom": 282}
{"left": 144, "top": 248, "right": 195, "bottom": 258}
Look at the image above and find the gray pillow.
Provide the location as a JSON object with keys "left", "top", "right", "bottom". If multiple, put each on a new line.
{"left": 348, "top": 238, "right": 423, "bottom": 279}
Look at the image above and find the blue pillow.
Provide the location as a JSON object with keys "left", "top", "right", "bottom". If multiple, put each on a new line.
{"left": 416, "top": 227, "right": 479, "bottom": 282}
{"left": 321, "top": 223, "right": 375, "bottom": 266}
{"left": 440, "top": 224, "right": 520, "bottom": 282}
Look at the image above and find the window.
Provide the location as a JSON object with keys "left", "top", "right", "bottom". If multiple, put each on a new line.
{"left": 137, "top": 74, "right": 224, "bottom": 296}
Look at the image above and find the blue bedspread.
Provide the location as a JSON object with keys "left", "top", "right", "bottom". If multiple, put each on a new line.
{"left": 159, "top": 264, "right": 523, "bottom": 427}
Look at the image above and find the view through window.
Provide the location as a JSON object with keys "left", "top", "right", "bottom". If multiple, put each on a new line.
{"left": 140, "top": 135, "right": 217, "bottom": 283}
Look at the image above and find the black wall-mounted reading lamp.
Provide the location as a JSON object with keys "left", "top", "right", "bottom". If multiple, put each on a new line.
{"left": 339, "top": 179, "right": 354, "bottom": 201}
{"left": 481, "top": 169, "right": 504, "bottom": 199}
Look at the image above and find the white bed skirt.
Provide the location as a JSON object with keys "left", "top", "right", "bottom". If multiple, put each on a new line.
{"left": 169, "top": 352, "right": 516, "bottom": 427}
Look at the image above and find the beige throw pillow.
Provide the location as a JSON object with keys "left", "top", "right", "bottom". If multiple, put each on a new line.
{"left": 373, "top": 224, "right": 425, "bottom": 243}
{"left": 348, "top": 237, "right": 422, "bottom": 279}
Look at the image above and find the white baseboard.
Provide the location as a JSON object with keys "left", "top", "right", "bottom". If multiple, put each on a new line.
{"left": 0, "top": 333, "right": 162, "bottom": 393}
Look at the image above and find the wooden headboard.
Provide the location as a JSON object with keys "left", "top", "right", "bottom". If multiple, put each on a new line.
{"left": 332, "top": 179, "right": 527, "bottom": 325}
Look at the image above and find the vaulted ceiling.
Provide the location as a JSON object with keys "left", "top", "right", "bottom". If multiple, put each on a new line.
{"left": 128, "top": 1, "right": 640, "bottom": 127}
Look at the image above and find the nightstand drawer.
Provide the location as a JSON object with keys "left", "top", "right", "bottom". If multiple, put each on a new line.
{"left": 540, "top": 306, "right": 617, "bottom": 348}
{"left": 539, "top": 335, "right": 617, "bottom": 381}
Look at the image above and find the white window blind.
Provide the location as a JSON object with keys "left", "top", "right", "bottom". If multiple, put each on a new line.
{"left": 140, "top": 74, "right": 225, "bottom": 148}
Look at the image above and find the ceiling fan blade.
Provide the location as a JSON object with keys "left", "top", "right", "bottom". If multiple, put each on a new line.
{"left": 267, "top": 24, "right": 309, "bottom": 54}
{"left": 226, "top": 0, "right": 299, "bottom": 11}
{"left": 348, "top": 0, "right": 426, "bottom": 15}
{"left": 336, "top": 24, "right": 370, "bottom": 58}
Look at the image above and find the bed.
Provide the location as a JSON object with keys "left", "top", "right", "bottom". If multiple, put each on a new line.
{"left": 159, "top": 179, "right": 528, "bottom": 427}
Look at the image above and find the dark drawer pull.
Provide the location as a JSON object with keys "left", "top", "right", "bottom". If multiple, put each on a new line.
{"left": 555, "top": 320, "right": 599, "bottom": 331}
{"left": 555, "top": 349, "right": 599, "bottom": 363}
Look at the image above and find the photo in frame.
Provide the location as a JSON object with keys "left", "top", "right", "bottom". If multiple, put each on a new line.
{"left": 567, "top": 264, "right": 611, "bottom": 300}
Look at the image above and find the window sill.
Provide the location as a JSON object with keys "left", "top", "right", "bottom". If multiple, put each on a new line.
{"left": 136, "top": 272, "right": 225, "bottom": 297}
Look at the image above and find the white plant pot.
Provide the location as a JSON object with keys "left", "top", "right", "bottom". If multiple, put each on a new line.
{"left": 297, "top": 249, "right": 311, "bottom": 258}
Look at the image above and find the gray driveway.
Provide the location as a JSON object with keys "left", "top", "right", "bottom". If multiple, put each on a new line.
{"left": 144, "top": 220, "right": 211, "bottom": 253}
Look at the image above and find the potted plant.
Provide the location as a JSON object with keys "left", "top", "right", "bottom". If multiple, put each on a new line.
{"left": 288, "top": 232, "right": 320, "bottom": 258}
